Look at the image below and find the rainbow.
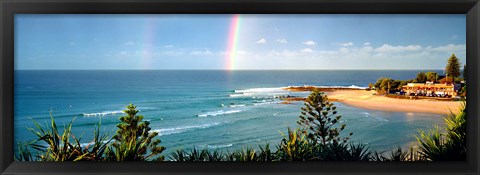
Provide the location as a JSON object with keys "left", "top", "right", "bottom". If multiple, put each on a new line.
{"left": 225, "top": 14, "right": 241, "bottom": 70}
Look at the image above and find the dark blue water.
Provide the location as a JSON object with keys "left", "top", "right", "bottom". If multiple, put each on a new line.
{"left": 14, "top": 70, "right": 446, "bottom": 158}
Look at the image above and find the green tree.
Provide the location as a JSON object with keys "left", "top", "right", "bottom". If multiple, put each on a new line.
{"left": 414, "top": 72, "right": 427, "bottom": 83}
{"left": 106, "top": 104, "right": 165, "bottom": 161}
{"left": 374, "top": 77, "right": 386, "bottom": 89}
{"left": 445, "top": 53, "right": 461, "bottom": 81}
{"left": 373, "top": 77, "right": 395, "bottom": 94}
{"left": 368, "top": 83, "right": 374, "bottom": 90}
{"left": 394, "top": 80, "right": 407, "bottom": 90}
{"left": 463, "top": 64, "right": 467, "bottom": 80}
{"left": 297, "top": 89, "right": 352, "bottom": 145}
{"left": 379, "top": 78, "right": 394, "bottom": 94}
{"left": 425, "top": 72, "right": 438, "bottom": 82}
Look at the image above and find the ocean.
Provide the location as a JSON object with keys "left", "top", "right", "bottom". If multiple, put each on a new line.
{"left": 14, "top": 70, "right": 446, "bottom": 158}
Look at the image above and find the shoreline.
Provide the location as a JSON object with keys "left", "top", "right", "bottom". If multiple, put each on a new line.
{"left": 282, "top": 86, "right": 463, "bottom": 115}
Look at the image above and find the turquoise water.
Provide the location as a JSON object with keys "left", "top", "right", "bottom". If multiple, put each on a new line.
{"left": 14, "top": 70, "right": 445, "bottom": 158}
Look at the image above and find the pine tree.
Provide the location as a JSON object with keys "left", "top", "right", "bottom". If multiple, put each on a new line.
{"left": 415, "top": 72, "right": 427, "bottom": 83}
{"left": 297, "top": 89, "right": 352, "bottom": 146}
{"left": 425, "top": 72, "right": 438, "bottom": 82}
{"left": 445, "top": 53, "right": 461, "bottom": 82}
{"left": 106, "top": 104, "right": 165, "bottom": 161}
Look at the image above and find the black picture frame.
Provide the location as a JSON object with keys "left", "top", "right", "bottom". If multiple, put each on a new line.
{"left": 1, "top": 0, "right": 479, "bottom": 174}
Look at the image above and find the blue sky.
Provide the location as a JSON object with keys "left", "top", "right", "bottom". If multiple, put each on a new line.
{"left": 15, "top": 14, "right": 466, "bottom": 70}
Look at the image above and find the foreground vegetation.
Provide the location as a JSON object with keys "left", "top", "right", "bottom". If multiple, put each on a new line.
{"left": 16, "top": 90, "right": 466, "bottom": 161}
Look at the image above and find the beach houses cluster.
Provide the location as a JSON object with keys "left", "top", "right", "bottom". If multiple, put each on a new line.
{"left": 401, "top": 77, "right": 462, "bottom": 98}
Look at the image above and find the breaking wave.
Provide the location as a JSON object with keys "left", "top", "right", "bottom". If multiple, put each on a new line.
{"left": 83, "top": 110, "right": 124, "bottom": 117}
{"left": 197, "top": 110, "right": 242, "bottom": 117}
{"left": 230, "top": 87, "right": 289, "bottom": 98}
{"left": 152, "top": 122, "right": 222, "bottom": 136}
{"left": 196, "top": 143, "right": 234, "bottom": 149}
{"left": 82, "top": 107, "right": 156, "bottom": 117}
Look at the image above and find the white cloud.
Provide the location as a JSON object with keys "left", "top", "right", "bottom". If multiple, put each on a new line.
{"left": 339, "top": 47, "right": 349, "bottom": 53}
{"left": 363, "top": 42, "right": 370, "bottom": 46}
{"left": 425, "top": 44, "right": 465, "bottom": 53}
{"left": 318, "top": 50, "right": 338, "bottom": 55}
{"left": 124, "top": 41, "right": 136, "bottom": 45}
{"left": 360, "top": 46, "right": 374, "bottom": 52}
{"left": 340, "top": 42, "right": 354, "bottom": 47}
{"left": 276, "top": 39, "right": 288, "bottom": 44}
{"left": 227, "top": 42, "right": 467, "bottom": 70}
{"left": 268, "top": 49, "right": 297, "bottom": 57}
{"left": 190, "top": 48, "right": 213, "bottom": 56}
{"left": 256, "top": 38, "right": 267, "bottom": 44}
{"left": 303, "top": 40, "right": 316, "bottom": 46}
{"left": 237, "top": 50, "right": 247, "bottom": 55}
{"left": 108, "top": 42, "right": 466, "bottom": 70}
{"left": 374, "top": 44, "right": 422, "bottom": 53}
{"left": 301, "top": 48, "right": 313, "bottom": 53}
{"left": 161, "top": 50, "right": 184, "bottom": 57}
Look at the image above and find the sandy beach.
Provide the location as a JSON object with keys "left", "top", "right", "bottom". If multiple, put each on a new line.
{"left": 326, "top": 90, "right": 463, "bottom": 115}
{"left": 282, "top": 87, "right": 463, "bottom": 115}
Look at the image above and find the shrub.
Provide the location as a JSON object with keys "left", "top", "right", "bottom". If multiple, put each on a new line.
{"left": 23, "top": 114, "right": 110, "bottom": 161}
{"left": 257, "top": 143, "right": 275, "bottom": 161}
{"left": 15, "top": 141, "right": 35, "bottom": 161}
{"left": 276, "top": 128, "right": 314, "bottom": 161}
{"left": 371, "top": 147, "right": 425, "bottom": 161}
{"left": 415, "top": 102, "right": 466, "bottom": 161}
{"left": 320, "top": 142, "right": 371, "bottom": 161}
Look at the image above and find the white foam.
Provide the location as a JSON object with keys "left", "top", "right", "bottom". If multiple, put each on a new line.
{"left": 230, "top": 87, "right": 289, "bottom": 98}
{"left": 83, "top": 110, "right": 124, "bottom": 117}
{"left": 82, "top": 107, "right": 155, "bottom": 117}
{"left": 152, "top": 122, "right": 222, "bottom": 136}
{"left": 229, "top": 104, "right": 246, "bottom": 108}
{"left": 375, "top": 117, "right": 389, "bottom": 122}
{"left": 253, "top": 102, "right": 276, "bottom": 106}
{"left": 253, "top": 99, "right": 277, "bottom": 106}
{"left": 138, "top": 107, "right": 156, "bottom": 110}
{"left": 229, "top": 93, "right": 254, "bottom": 97}
{"left": 197, "top": 110, "right": 242, "bottom": 117}
{"left": 234, "top": 87, "right": 285, "bottom": 93}
{"left": 206, "top": 144, "right": 233, "bottom": 149}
